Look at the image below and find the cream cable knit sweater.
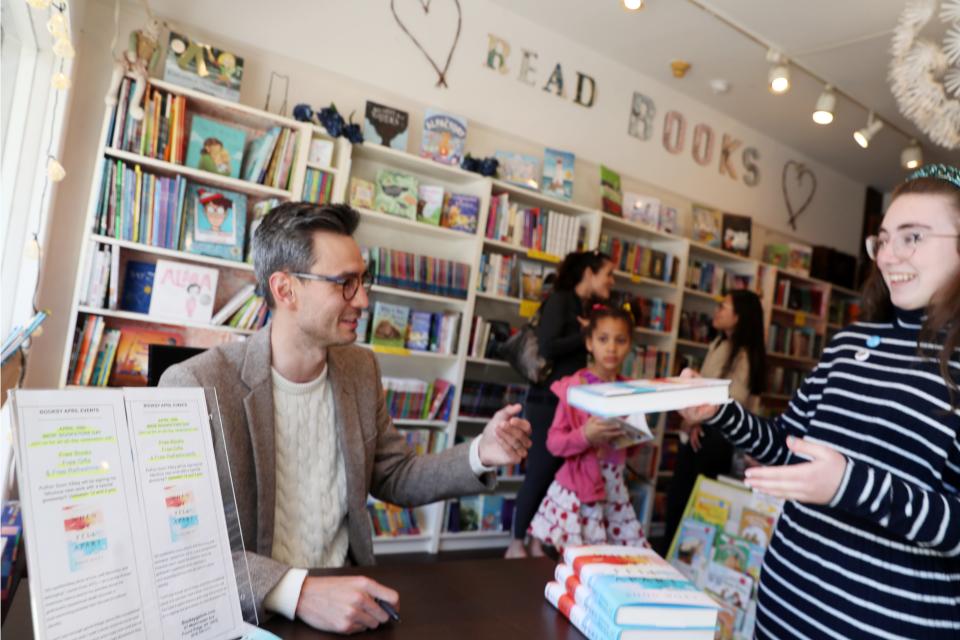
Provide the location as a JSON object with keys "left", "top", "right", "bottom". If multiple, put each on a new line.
{"left": 270, "top": 366, "right": 349, "bottom": 568}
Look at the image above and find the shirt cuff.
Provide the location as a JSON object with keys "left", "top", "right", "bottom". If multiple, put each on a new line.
{"left": 264, "top": 567, "right": 308, "bottom": 620}
{"left": 469, "top": 436, "right": 496, "bottom": 475}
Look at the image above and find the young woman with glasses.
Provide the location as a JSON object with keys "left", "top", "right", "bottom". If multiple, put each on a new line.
{"left": 679, "top": 164, "right": 960, "bottom": 639}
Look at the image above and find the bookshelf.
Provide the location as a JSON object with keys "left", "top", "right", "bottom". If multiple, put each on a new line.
{"left": 63, "top": 75, "right": 862, "bottom": 556}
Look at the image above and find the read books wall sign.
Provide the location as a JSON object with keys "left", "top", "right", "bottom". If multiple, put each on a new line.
{"left": 484, "top": 35, "right": 762, "bottom": 189}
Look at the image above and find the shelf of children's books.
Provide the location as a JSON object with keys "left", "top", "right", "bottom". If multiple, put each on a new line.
{"left": 767, "top": 351, "right": 818, "bottom": 366}
{"left": 370, "top": 284, "right": 468, "bottom": 306}
{"left": 675, "top": 338, "right": 711, "bottom": 350}
{"left": 771, "top": 305, "right": 825, "bottom": 322}
{"left": 144, "top": 77, "right": 305, "bottom": 130}
{"left": 352, "top": 143, "right": 481, "bottom": 185}
{"left": 634, "top": 327, "right": 673, "bottom": 339}
{"left": 90, "top": 235, "right": 256, "bottom": 272}
{"left": 492, "top": 179, "right": 597, "bottom": 217}
{"left": 356, "top": 207, "right": 476, "bottom": 240}
{"left": 473, "top": 291, "right": 523, "bottom": 306}
{"left": 614, "top": 270, "right": 678, "bottom": 291}
{"left": 392, "top": 418, "right": 450, "bottom": 429}
{"left": 76, "top": 306, "right": 257, "bottom": 336}
{"left": 683, "top": 287, "right": 724, "bottom": 302}
{"left": 465, "top": 356, "right": 512, "bottom": 368}
{"left": 456, "top": 416, "right": 490, "bottom": 425}
{"left": 438, "top": 531, "right": 511, "bottom": 551}
{"left": 305, "top": 161, "right": 338, "bottom": 174}
{"left": 600, "top": 212, "right": 679, "bottom": 243}
{"left": 103, "top": 149, "right": 294, "bottom": 200}
{"left": 687, "top": 239, "right": 756, "bottom": 265}
{"left": 358, "top": 342, "right": 459, "bottom": 361}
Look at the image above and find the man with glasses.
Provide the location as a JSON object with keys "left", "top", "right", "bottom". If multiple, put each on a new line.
{"left": 160, "top": 202, "right": 532, "bottom": 634}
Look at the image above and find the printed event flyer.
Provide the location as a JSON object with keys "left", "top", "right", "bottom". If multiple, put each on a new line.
{"left": 11, "top": 388, "right": 248, "bottom": 640}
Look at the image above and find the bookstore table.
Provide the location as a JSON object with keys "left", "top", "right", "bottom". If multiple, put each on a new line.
{"left": 4, "top": 557, "right": 585, "bottom": 639}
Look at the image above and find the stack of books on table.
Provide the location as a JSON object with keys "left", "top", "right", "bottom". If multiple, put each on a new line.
{"left": 544, "top": 544, "right": 720, "bottom": 639}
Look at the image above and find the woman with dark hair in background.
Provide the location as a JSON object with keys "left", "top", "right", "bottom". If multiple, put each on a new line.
{"left": 505, "top": 249, "right": 615, "bottom": 558}
{"left": 662, "top": 288, "right": 767, "bottom": 548}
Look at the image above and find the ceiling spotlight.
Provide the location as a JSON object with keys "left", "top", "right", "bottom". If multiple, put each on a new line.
{"left": 812, "top": 85, "right": 835, "bottom": 125}
{"left": 853, "top": 112, "right": 883, "bottom": 148}
{"left": 766, "top": 49, "right": 790, "bottom": 94}
{"left": 901, "top": 140, "right": 923, "bottom": 169}
{"left": 623, "top": 0, "right": 644, "bottom": 10}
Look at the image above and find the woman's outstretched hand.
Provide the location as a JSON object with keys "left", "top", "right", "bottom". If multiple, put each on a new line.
{"left": 743, "top": 436, "right": 847, "bottom": 505}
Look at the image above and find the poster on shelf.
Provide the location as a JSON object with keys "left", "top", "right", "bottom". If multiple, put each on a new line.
{"left": 9, "top": 388, "right": 250, "bottom": 640}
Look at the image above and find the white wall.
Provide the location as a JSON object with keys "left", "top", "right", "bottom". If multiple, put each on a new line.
{"left": 26, "top": 0, "right": 867, "bottom": 386}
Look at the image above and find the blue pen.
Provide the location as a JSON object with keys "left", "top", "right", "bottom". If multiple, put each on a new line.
{"left": 376, "top": 598, "right": 401, "bottom": 623}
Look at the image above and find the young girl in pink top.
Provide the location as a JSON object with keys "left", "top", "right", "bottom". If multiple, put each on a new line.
{"left": 527, "top": 304, "right": 649, "bottom": 555}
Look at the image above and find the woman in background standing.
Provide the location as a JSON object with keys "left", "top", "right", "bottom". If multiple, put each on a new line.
{"left": 662, "top": 289, "right": 766, "bottom": 549}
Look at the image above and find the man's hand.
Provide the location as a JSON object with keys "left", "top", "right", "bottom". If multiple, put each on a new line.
{"left": 583, "top": 416, "right": 625, "bottom": 446}
{"left": 478, "top": 403, "right": 532, "bottom": 466}
{"left": 743, "top": 436, "right": 847, "bottom": 505}
{"left": 295, "top": 575, "right": 398, "bottom": 634}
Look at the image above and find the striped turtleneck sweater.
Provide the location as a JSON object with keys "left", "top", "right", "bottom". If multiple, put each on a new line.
{"left": 705, "top": 308, "right": 960, "bottom": 639}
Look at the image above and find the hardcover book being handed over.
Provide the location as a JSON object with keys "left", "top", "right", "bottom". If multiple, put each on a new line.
{"left": 568, "top": 377, "right": 730, "bottom": 418}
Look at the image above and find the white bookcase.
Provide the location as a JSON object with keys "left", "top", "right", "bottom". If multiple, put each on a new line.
{"left": 63, "top": 76, "right": 860, "bottom": 554}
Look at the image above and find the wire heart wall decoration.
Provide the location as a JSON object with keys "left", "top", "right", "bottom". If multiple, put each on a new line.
{"left": 390, "top": 0, "right": 462, "bottom": 88}
{"left": 782, "top": 161, "right": 817, "bottom": 231}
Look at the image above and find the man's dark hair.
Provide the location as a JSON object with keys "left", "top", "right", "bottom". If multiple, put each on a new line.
{"left": 251, "top": 202, "right": 360, "bottom": 308}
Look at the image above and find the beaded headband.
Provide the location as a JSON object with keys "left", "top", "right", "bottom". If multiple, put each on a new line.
{"left": 906, "top": 163, "right": 960, "bottom": 189}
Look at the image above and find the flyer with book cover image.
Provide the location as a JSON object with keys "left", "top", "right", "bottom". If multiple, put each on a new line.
{"left": 567, "top": 377, "right": 730, "bottom": 417}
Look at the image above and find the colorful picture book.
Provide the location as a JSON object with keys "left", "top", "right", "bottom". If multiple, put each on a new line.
{"left": 164, "top": 31, "right": 244, "bottom": 102}
{"left": 364, "top": 101, "right": 409, "bottom": 151}
{"left": 349, "top": 177, "right": 376, "bottom": 210}
{"left": 180, "top": 183, "right": 248, "bottom": 262}
{"left": 120, "top": 261, "right": 156, "bottom": 314}
{"left": 308, "top": 138, "right": 335, "bottom": 167}
{"left": 418, "top": 185, "right": 444, "bottom": 226}
{"left": 692, "top": 206, "right": 723, "bottom": 247}
{"left": 442, "top": 193, "right": 480, "bottom": 233}
{"left": 541, "top": 148, "right": 574, "bottom": 200}
{"left": 147, "top": 259, "right": 219, "bottom": 324}
{"left": 111, "top": 326, "right": 184, "bottom": 386}
{"left": 623, "top": 192, "right": 660, "bottom": 228}
{"left": 421, "top": 109, "right": 467, "bottom": 166}
{"left": 600, "top": 165, "right": 623, "bottom": 216}
{"left": 374, "top": 169, "right": 419, "bottom": 219}
{"left": 370, "top": 302, "right": 410, "bottom": 349}
{"left": 185, "top": 115, "right": 246, "bottom": 179}
{"left": 495, "top": 151, "right": 541, "bottom": 190}
{"left": 722, "top": 213, "right": 752, "bottom": 256}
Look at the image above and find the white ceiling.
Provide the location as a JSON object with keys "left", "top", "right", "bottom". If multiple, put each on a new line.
{"left": 488, "top": 0, "right": 958, "bottom": 191}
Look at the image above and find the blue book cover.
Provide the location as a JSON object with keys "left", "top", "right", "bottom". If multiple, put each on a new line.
{"left": 421, "top": 109, "right": 467, "bottom": 166}
{"left": 406, "top": 311, "right": 432, "bottom": 351}
{"left": 480, "top": 495, "right": 504, "bottom": 531}
{"left": 180, "top": 182, "right": 248, "bottom": 262}
{"left": 364, "top": 101, "right": 409, "bottom": 151}
{"left": 185, "top": 115, "right": 247, "bottom": 179}
{"left": 542, "top": 148, "right": 575, "bottom": 201}
{"left": 120, "top": 260, "right": 156, "bottom": 313}
{"left": 442, "top": 193, "right": 479, "bottom": 234}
